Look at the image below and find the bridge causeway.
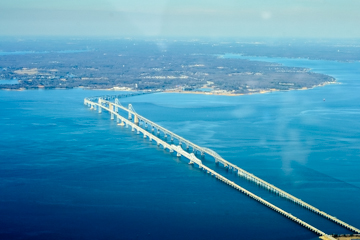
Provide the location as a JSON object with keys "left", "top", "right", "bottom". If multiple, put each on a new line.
{"left": 84, "top": 94, "right": 359, "bottom": 239}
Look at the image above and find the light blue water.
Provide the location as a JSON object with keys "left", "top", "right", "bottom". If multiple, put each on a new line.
{"left": 195, "top": 88, "right": 213, "bottom": 92}
{"left": 0, "top": 57, "right": 359, "bottom": 240}
{"left": 0, "top": 79, "right": 18, "bottom": 85}
{"left": 0, "top": 50, "right": 90, "bottom": 56}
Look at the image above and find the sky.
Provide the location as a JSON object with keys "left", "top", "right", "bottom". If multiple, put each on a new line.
{"left": 1, "top": 0, "right": 360, "bottom": 38}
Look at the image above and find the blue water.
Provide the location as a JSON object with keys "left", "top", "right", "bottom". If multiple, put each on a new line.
{"left": 195, "top": 87, "right": 213, "bottom": 92}
{"left": 1, "top": 57, "right": 360, "bottom": 240}
{"left": 0, "top": 79, "right": 18, "bottom": 85}
{"left": 0, "top": 50, "right": 90, "bottom": 56}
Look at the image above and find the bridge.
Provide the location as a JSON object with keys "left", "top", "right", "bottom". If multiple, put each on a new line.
{"left": 84, "top": 94, "right": 359, "bottom": 239}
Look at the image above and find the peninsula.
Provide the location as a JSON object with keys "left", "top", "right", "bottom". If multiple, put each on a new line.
{"left": 0, "top": 39, "right": 336, "bottom": 94}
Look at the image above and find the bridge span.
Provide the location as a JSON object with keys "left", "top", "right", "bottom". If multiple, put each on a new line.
{"left": 84, "top": 94, "right": 359, "bottom": 239}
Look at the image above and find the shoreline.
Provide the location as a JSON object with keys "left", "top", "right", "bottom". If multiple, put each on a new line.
{"left": 0, "top": 81, "right": 339, "bottom": 95}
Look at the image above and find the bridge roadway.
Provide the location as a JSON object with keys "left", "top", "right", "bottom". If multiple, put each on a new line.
{"left": 92, "top": 97, "right": 360, "bottom": 235}
{"left": 84, "top": 97, "right": 339, "bottom": 239}
{"left": 84, "top": 95, "right": 359, "bottom": 237}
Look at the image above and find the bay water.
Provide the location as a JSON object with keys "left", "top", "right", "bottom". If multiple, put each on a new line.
{"left": 0, "top": 57, "right": 359, "bottom": 239}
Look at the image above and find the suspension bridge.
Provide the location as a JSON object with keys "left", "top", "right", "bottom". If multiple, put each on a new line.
{"left": 84, "top": 93, "right": 360, "bottom": 240}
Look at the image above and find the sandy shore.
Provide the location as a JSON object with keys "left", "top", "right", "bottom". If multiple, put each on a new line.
{"left": 163, "top": 81, "right": 339, "bottom": 97}
{"left": 1, "top": 80, "right": 339, "bottom": 94}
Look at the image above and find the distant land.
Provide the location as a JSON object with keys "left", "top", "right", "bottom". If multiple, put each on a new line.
{"left": 1, "top": 38, "right": 355, "bottom": 94}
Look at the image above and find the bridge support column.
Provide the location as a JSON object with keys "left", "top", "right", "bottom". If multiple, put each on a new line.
{"left": 111, "top": 112, "right": 114, "bottom": 120}
{"left": 115, "top": 98, "right": 119, "bottom": 112}
{"left": 128, "top": 104, "right": 132, "bottom": 120}
{"left": 98, "top": 99, "right": 102, "bottom": 113}
{"left": 134, "top": 115, "right": 139, "bottom": 125}
{"left": 177, "top": 152, "right": 181, "bottom": 157}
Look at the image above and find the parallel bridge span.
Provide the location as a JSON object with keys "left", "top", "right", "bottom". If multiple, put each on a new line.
{"left": 84, "top": 94, "right": 359, "bottom": 239}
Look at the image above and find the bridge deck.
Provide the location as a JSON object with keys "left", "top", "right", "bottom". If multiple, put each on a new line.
{"left": 84, "top": 96, "right": 360, "bottom": 237}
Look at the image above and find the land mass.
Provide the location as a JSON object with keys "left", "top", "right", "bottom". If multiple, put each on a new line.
{"left": 0, "top": 39, "right": 336, "bottom": 94}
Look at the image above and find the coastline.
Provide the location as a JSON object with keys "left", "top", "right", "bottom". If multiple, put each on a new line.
{"left": 0, "top": 80, "right": 339, "bottom": 95}
{"left": 163, "top": 80, "right": 338, "bottom": 96}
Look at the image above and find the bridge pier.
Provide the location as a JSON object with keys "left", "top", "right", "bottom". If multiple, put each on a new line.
{"left": 114, "top": 98, "right": 119, "bottom": 112}
{"left": 134, "top": 115, "right": 139, "bottom": 125}
{"left": 98, "top": 99, "right": 103, "bottom": 113}
{"left": 128, "top": 104, "right": 132, "bottom": 120}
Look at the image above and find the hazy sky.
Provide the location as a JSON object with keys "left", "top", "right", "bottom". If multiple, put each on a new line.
{"left": 1, "top": 0, "right": 359, "bottom": 38}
